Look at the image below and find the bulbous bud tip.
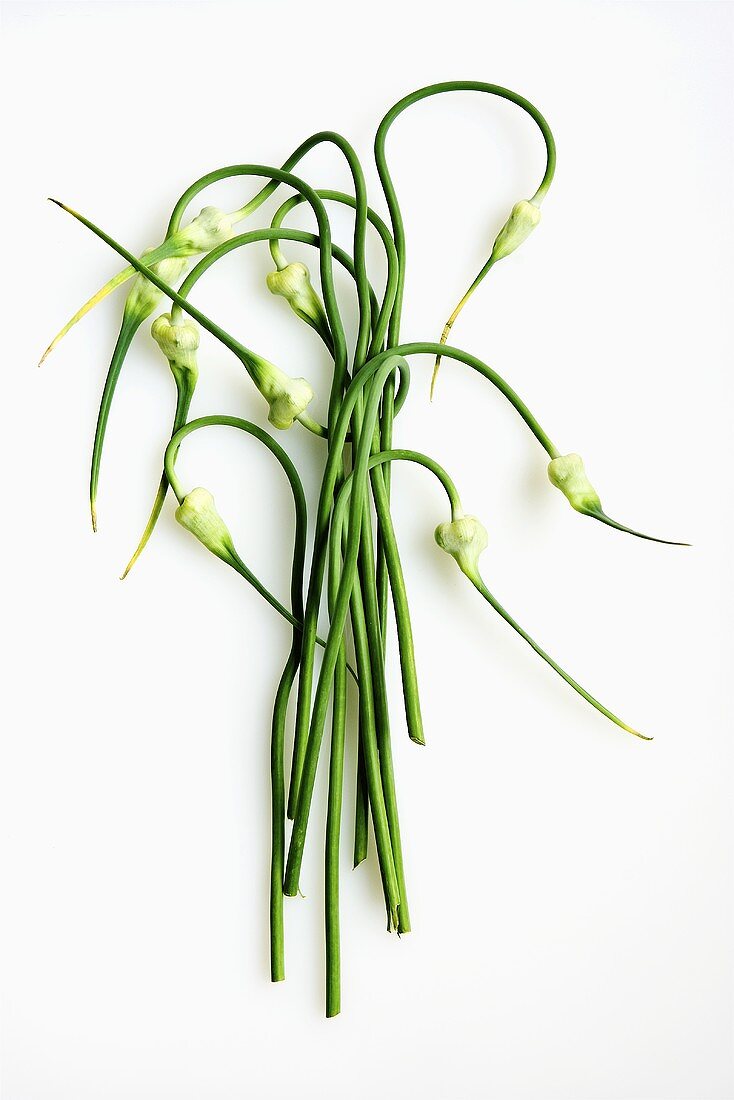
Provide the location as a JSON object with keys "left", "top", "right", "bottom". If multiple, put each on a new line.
{"left": 175, "top": 206, "right": 235, "bottom": 255}
{"left": 241, "top": 351, "right": 315, "bottom": 429}
{"left": 266, "top": 262, "right": 330, "bottom": 343}
{"left": 151, "top": 312, "right": 200, "bottom": 386}
{"left": 547, "top": 453, "right": 602, "bottom": 513}
{"left": 490, "top": 200, "right": 542, "bottom": 263}
{"left": 266, "top": 262, "right": 311, "bottom": 299}
{"left": 435, "top": 514, "right": 488, "bottom": 578}
{"left": 267, "top": 375, "right": 314, "bottom": 430}
{"left": 151, "top": 312, "right": 200, "bottom": 355}
{"left": 175, "top": 487, "right": 235, "bottom": 560}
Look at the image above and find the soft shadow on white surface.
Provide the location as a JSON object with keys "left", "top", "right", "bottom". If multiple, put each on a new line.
{"left": 1, "top": 2, "right": 732, "bottom": 1098}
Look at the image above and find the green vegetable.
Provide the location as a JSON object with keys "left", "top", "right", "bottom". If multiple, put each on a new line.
{"left": 44, "top": 80, "right": 686, "bottom": 1018}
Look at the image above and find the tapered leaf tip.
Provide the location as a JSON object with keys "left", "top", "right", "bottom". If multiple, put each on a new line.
{"left": 587, "top": 506, "right": 690, "bottom": 547}
{"left": 622, "top": 722, "right": 653, "bottom": 742}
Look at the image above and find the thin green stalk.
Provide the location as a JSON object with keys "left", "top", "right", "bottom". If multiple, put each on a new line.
{"left": 467, "top": 570, "right": 651, "bottom": 740}
{"left": 269, "top": 189, "right": 399, "bottom": 362}
{"left": 372, "top": 82, "right": 556, "bottom": 639}
{"left": 334, "top": 475, "right": 413, "bottom": 933}
{"left": 42, "top": 132, "right": 370, "bottom": 362}
{"left": 353, "top": 735, "right": 369, "bottom": 867}
{"left": 283, "top": 358, "right": 407, "bottom": 901}
{"left": 333, "top": 496, "right": 401, "bottom": 928}
{"left": 122, "top": 225, "right": 386, "bottom": 574}
{"left": 59, "top": 203, "right": 559, "bottom": 464}
{"left": 121, "top": 373, "right": 195, "bottom": 579}
{"left": 89, "top": 309, "right": 143, "bottom": 530}
{"left": 164, "top": 414, "right": 308, "bottom": 980}
{"left": 50, "top": 159, "right": 350, "bottom": 409}
{"left": 325, "top": 648, "right": 347, "bottom": 1015}
{"left": 162, "top": 416, "right": 356, "bottom": 678}
{"left": 374, "top": 80, "right": 556, "bottom": 347}
{"left": 325, "top": 517, "right": 348, "bottom": 1016}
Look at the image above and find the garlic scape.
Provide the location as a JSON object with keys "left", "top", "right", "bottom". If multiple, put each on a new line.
{"left": 435, "top": 511, "right": 650, "bottom": 739}
{"left": 171, "top": 482, "right": 354, "bottom": 674}
{"left": 431, "top": 198, "right": 543, "bottom": 397}
{"left": 489, "top": 199, "right": 542, "bottom": 263}
{"left": 40, "top": 206, "right": 234, "bottom": 364}
{"left": 266, "top": 261, "right": 333, "bottom": 350}
{"left": 120, "top": 312, "right": 201, "bottom": 579}
{"left": 175, "top": 487, "right": 237, "bottom": 562}
{"left": 89, "top": 254, "right": 187, "bottom": 531}
{"left": 47, "top": 78, "right": 694, "bottom": 1019}
{"left": 548, "top": 453, "right": 689, "bottom": 546}
{"left": 172, "top": 485, "right": 311, "bottom": 634}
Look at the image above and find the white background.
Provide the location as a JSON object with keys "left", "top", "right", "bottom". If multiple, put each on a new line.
{"left": 1, "top": 2, "right": 732, "bottom": 1097}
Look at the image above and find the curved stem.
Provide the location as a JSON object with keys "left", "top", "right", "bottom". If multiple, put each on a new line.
{"left": 89, "top": 309, "right": 142, "bottom": 530}
{"left": 121, "top": 374, "right": 195, "bottom": 578}
{"left": 430, "top": 257, "right": 495, "bottom": 397}
{"left": 580, "top": 504, "right": 690, "bottom": 548}
{"left": 52, "top": 157, "right": 350, "bottom": 399}
{"left": 43, "top": 131, "right": 373, "bottom": 361}
{"left": 162, "top": 416, "right": 357, "bottom": 679}
{"left": 467, "top": 570, "right": 651, "bottom": 741}
{"left": 374, "top": 80, "right": 556, "bottom": 347}
{"left": 390, "top": 342, "right": 559, "bottom": 458}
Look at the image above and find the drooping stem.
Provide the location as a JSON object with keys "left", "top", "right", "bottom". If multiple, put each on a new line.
{"left": 467, "top": 569, "right": 651, "bottom": 740}
{"left": 89, "top": 309, "right": 143, "bottom": 531}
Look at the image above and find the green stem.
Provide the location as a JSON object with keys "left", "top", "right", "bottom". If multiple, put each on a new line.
{"left": 162, "top": 416, "right": 356, "bottom": 679}
{"left": 467, "top": 569, "right": 651, "bottom": 740}
{"left": 353, "top": 735, "right": 369, "bottom": 868}
{"left": 325, "top": 511, "right": 348, "bottom": 1016}
{"left": 374, "top": 80, "right": 556, "bottom": 347}
{"left": 89, "top": 309, "right": 142, "bottom": 531}
{"left": 121, "top": 373, "right": 195, "bottom": 578}
{"left": 283, "top": 358, "right": 408, "bottom": 900}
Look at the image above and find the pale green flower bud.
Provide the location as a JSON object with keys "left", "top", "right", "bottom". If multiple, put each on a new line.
{"left": 547, "top": 453, "right": 602, "bottom": 513}
{"left": 265, "top": 375, "right": 315, "bottom": 430}
{"left": 241, "top": 351, "right": 314, "bottom": 429}
{"left": 434, "top": 513, "right": 488, "bottom": 579}
{"left": 490, "top": 200, "right": 541, "bottom": 263}
{"left": 150, "top": 313, "right": 200, "bottom": 387}
{"left": 174, "top": 206, "right": 234, "bottom": 256}
{"left": 175, "top": 487, "right": 236, "bottom": 562}
{"left": 266, "top": 262, "right": 331, "bottom": 344}
{"left": 124, "top": 255, "right": 188, "bottom": 323}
